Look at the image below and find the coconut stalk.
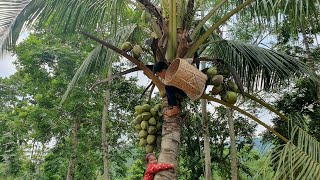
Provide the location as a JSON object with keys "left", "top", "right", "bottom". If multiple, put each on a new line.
{"left": 165, "top": 0, "right": 177, "bottom": 61}
{"left": 226, "top": 108, "right": 238, "bottom": 180}
{"left": 202, "top": 94, "right": 288, "bottom": 142}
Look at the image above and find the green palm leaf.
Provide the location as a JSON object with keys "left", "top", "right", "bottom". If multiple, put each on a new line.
{"left": 61, "top": 24, "right": 136, "bottom": 103}
{"left": 210, "top": 40, "right": 316, "bottom": 91}
{"left": 272, "top": 125, "right": 320, "bottom": 180}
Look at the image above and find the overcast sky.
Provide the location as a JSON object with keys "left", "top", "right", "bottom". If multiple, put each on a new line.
{"left": 0, "top": 54, "right": 17, "bottom": 77}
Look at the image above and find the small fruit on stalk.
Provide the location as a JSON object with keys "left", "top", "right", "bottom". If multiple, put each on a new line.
{"left": 132, "top": 45, "right": 143, "bottom": 59}
{"left": 227, "top": 80, "right": 238, "bottom": 92}
{"left": 211, "top": 85, "right": 223, "bottom": 95}
{"left": 225, "top": 91, "right": 238, "bottom": 104}
{"left": 145, "top": 145, "right": 154, "bottom": 153}
{"left": 211, "top": 75, "right": 224, "bottom": 86}
{"left": 206, "top": 67, "right": 218, "bottom": 78}
{"left": 121, "top": 42, "right": 133, "bottom": 51}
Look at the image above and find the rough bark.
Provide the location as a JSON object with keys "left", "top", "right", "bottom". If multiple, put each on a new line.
{"left": 154, "top": 97, "right": 181, "bottom": 180}
{"left": 102, "top": 69, "right": 112, "bottom": 180}
{"left": 201, "top": 99, "right": 212, "bottom": 180}
{"left": 66, "top": 119, "right": 81, "bottom": 180}
{"left": 226, "top": 108, "right": 237, "bottom": 180}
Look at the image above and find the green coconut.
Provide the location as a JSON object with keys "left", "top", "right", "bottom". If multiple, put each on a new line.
{"left": 147, "top": 135, "right": 156, "bottom": 144}
{"left": 225, "top": 91, "right": 238, "bottom": 104}
{"left": 147, "top": 126, "right": 157, "bottom": 135}
{"left": 221, "top": 68, "right": 231, "bottom": 77}
{"left": 139, "top": 130, "right": 148, "bottom": 138}
{"left": 141, "top": 112, "right": 152, "bottom": 121}
{"left": 140, "top": 121, "right": 149, "bottom": 130}
{"left": 145, "top": 145, "right": 154, "bottom": 153}
{"left": 135, "top": 124, "right": 142, "bottom": 132}
{"left": 142, "top": 104, "right": 152, "bottom": 112}
{"left": 150, "top": 108, "right": 157, "bottom": 116}
{"left": 227, "top": 80, "right": 238, "bottom": 92}
{"left": 211, "top": 85, "right": 224, "bottom": 95}
{"left": 135, "top": 114, "right": 143, "bottom": 123}
{"left": 206, "top": 67, "right": 218, "bottom": 78}
{"left": 120, "top": 42, "right": 133, "bottom": 51}
{"left": 211, "top": 75, "right": 224, "bottom": 86}
{"left": 155, "top": 121, "right": 162, "bottom": 130}
{"left": 132, "top": 45, "right": 143, "bottom": 59}
{"left": 135, "top": 105, "right": 144, "bottom": 114}
{"left": 139, "top": 138, "right": 147, "bottom": 147}
{"left": 148, "top": 117, "right": 157, "bottom": 125}
{"left": 154, "top": 104, "right": 162, "bottom": 111}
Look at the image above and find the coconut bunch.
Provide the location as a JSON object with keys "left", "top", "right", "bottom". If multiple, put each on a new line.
{"left": 205, "top": 66, "right": 238, "bottom": 105}
{"left": 120, "top": 42, "right": 143, "bottom": 59}
{"left": 132, "top": 103, "right": 163, "bottom": 153}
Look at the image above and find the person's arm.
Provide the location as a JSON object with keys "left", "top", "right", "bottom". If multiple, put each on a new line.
{"left": 147, "top": 163, "right": 174, "bottom": 174}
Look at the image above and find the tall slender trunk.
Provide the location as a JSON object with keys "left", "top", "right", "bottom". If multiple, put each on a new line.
{"left": 154, "top": 97, "right": 181, "bottom": 180}
{"left": 201, "top": 93, "right": 212, "bottom": 180}
{"left": 201, "top": 99, "right": 212, "bottom": 179}
{"left": 102, "top": 68, "right": 112, "bottom": 180}
{"left": 226, "top": 108, "right": 237, "bottom": 180}
{"left": 66, "top": 119, "right": 81, "bottom": 180}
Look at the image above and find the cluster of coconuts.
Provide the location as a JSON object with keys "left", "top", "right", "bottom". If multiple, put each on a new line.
{"left": 121, "top": 42, "right": 143, "bottom": 59}
{"left": 132, "top": 103, "right": 163, "bottom": 153}
{"left": 205, "top": 66, "right": 238, "bottom": 104}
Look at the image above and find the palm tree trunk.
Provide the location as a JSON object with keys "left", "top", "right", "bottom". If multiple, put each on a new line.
{"left": 154, "top": 97, "right": 181, "bottom": 179}
{"left": 66, "top": 119, "right": 81, "bottom": 180}
{"left": 226, "top": 108, "right": 237, "bottom": 180}
{"left": 201, "top": 99, "right": 212, "bottom": 180}
{"left": 101, "top": 68, "right": 112, "bottom": 180}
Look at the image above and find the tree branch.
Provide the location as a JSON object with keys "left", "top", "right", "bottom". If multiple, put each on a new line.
{"left": 80, "top": 32, "right": 164, "bottom": 92}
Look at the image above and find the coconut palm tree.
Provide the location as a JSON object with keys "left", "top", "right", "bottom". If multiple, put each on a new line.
{"left": 1, "top": 0, "right": 320, "bottom": 179}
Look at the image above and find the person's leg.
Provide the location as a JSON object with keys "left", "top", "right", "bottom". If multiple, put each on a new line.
{"left": 165, "top": 86, "right": 181, "bottom": 116}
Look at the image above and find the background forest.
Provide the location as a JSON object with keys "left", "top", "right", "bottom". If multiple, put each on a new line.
{"left": 1, "top": 0, "right": 320, "bottom": 180}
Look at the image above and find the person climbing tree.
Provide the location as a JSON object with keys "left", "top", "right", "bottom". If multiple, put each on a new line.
{"left": 143, "top": 153, "right": 174, "bottom": 180}
{"left": 153, "top": 61, "right": 186, "bottom": 116}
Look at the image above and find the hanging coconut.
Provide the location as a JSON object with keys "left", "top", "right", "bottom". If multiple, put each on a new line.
{"left": 211, "top": 85, "right": 224, "bottom": 95}
{"left": 135, "top": 114, "right": 143, "bottom": 123}
{"left": 147, "top": 135, "right": 156, "bottom": 144}
{"left": 150, "top": 108, "right": 157, "bottom": 116}
{"left": 139, "top": 138, "right": 147, "bottom": 147}
{"left": 142, "top": 104, "right": 151, "bottom": 112}
{"left": 141, "top": 112, "right": 152, "bottom": 121}
{"left": 155, "top": 121, "right": 162, "bottom": 130}
{"left": 140, "top": 121, "right": 149, "bottom": 130}
{"left": 225, "top": 91, "right": 238, "bottom": 104}
{"left": 120, "top": 42, "right": 133, "bottom": 51}
{"left": 206, "top": 67, "right": 218, "bottom": 78}
{"left": 132, "top": 45, "right": 143, "bottom": 59}
{"left": 134, "top": 124, "right": 142, "bottom": 132}
{"left": 139, "top": 130, "right": 148, "bottom": 138}
{"left": 227, "top": 80, "right": 238, "bottom": 92}
{"left": 147, "top": 126, "right": 157, "bottom": 135}
{"left": 148, "top": 117, "right": 157, "bottom": 125}
{"left": 211, "top": 75, "right": 224, "bottom": 86}
{"left": 134, "top": 105, "right": 143, "bottom": 114}
{"left": 154, "top": 104, "right": 162, "bottom": 111}
{"left": 145, "top": 145, "right": 154, "bottom": 153}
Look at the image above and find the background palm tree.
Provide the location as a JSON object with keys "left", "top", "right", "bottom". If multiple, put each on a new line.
{"left": 1, "top": 0, "right": 320, "bottom": 179}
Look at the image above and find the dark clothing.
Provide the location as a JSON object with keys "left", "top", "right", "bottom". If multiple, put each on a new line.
{"left": 165, "top": 85, "right": 186, "bottom": 106}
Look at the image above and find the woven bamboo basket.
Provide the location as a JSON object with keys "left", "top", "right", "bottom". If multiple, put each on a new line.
{"left": 165, "top": 58, "right": 207, "bottom": 101}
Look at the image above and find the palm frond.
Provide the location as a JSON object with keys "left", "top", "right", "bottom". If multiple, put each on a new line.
{"left": 61, "top": 24, "right": 136, "bottom": 104}
{"left": 272, "top": 125, "right": 320, "bottom": 180}
{"left": 210, "top": 40, "right": 316, "bottom": 91}
{"left": 245, "top": 0, "right": 320, "bottom": 35}
{"left": 0, "top": 0, "right": 42, "bottom": 52}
